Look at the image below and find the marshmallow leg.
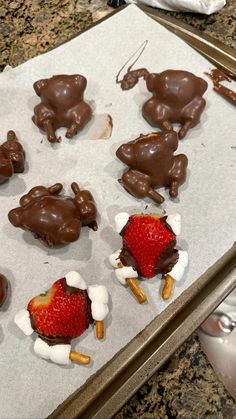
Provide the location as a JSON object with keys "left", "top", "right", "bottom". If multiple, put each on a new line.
{"left": 162, "top": 250, "right": 188, "bottom": 300}
{"left": 109, "top": 250, "right": 121, "bottom": 268}
{"left": 34, "top": 338, "right": 91, "bottom": 365}
{"left": 115, "top": 263, "right": 147, "bottom": 304}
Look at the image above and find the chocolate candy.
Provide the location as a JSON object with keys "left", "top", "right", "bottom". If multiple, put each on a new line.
{"left": 0, "top": 274, "right": 8, "bottom": 307}
{"left": 0, "top": 131, "right": 25, "bottom": 184}
{"left": 119, "top": 68, "right": 208, "bottom": 139}
{"left": 8, "top": 182, "right": 98, "bottom": 247}
{"left": 116, "top": 131, "right": 188, "bottom": 204}
{"left": 32, "top": 74, "right": 92, "bottom": 143}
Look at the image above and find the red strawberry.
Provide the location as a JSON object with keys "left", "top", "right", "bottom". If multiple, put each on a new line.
{"left": 120, "top": 214, "right": 175, "bottom": 278}
{"left": 27, "top": 278, "right": 91, "bottom": 341}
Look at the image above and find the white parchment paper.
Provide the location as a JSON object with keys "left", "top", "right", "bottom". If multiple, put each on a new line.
{"left": 0, "top": 5, "right": 235, "bottom": 418}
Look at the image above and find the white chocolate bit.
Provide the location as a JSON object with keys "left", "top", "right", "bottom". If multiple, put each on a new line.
{"left": 65, "top": 271, "right": 87, "bottom": 290}
{"left": 166, "top": 214, "right": 181, "bottom": 236}
{"left": 109, "top": 250, "right": 121, "bottom": 268}
{"left": 168, "top": 250, "right": 188, "bottom": 281}
{"left": 115, "top": 212, "right": 129, "bottom": 233}
{"left": 91, "top": 302, "right": 109, "bottom": 321}
{"left": 50, "top": 344, "right": 71, "bottom": 365}
{"left": 88, "top": 285, "right": 109, "bottom": 304}
{"left": 34, "top": 338, "right": 50, "bottom": 360}
{"left": 115, "top": 266, "right": 138, "bottom": 286}
{"left": 14, "top": 309, "right": 34, "bottom": 336}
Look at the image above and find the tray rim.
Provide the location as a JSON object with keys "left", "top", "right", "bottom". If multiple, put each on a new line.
{"left": 46, "top": 4, "right": 236, "bottom": 419}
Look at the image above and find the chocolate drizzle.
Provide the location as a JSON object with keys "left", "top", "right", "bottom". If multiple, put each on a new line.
{"left": 205, "top": 68, "right": 236, "bottom": 104}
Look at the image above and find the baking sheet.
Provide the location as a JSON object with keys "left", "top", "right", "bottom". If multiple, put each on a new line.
{"left": 0, "top": 5, "right": 235, "bottom": 419}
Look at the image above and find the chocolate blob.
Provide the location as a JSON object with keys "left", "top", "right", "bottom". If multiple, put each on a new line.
{"left": 32, "top": 74, "right": 92, "bottom": 143}
{"left": 8, "top": 182, "right": 98, "bottom": 247}
{"left": 0, "top": 131, "right": 25, "bottom": 184}
{"left": 116, "top": 131, "right": 188, "bottom": 204}
{"left": 119, "top": 69, "right": 208, "bottom": 139}
{"left": 205, "top": 68, "right": 236, "bottom": 104}
{"left": 0, "top": 274, "right": 8, "bottom": 307}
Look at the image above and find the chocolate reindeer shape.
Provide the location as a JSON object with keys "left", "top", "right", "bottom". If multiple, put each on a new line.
{"left": 116, "top": 131, "right": 188, "bottom": 204}
{"left": 32, "top": 74, "right": 92, "bottom": 143}
{"left": 8, "top": 182, "right": 97, "bottom": 247}
{"left": 119, "top": 68, "right": 208, "bottom": 139}
{"left": 0, "top": 131, "right": 25, "bottom": 184}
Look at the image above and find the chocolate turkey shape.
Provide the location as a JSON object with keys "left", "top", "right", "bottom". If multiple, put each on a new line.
{"left": 0, "top": 131, "right": 25, "bottom": 184}
{"left": 120, "top": 69, "right": 208, "bottom": 139}
{"left": 116, "top": 131, "right": 188, "bottom": 204}
{"left": 8, "top": 182, "right": 97, "bottom": 247}
{"left": 32, "top": 74, "right": 92, "bottom": 143}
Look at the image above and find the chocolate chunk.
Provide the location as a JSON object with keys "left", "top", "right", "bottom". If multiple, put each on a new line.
{"left": 0, "top": 274, "right": 8, "bottom": 307}
{"left": 32, "top": 74, "right": 92, "bottom": 143}
{"left": 118, "top": 68, "right": 208, "bottom": 139}
{"left": 116, "top": 131, "right": 188, "bottom": 204}
{"left": 8, "top": 182, "right": 98, "bottom": 247}
{"left": 205, "top": 68, "right": 236, "bottom": 104}
{"left": 0, "top": 131, "right": 25, "bottom": 184}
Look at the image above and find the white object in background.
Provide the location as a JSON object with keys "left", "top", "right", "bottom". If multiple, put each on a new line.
{"left": 126, "top": 0, "right": 226, "bottom": 15}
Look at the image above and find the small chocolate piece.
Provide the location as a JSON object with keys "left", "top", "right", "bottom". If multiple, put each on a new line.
{"left": 32, "top": 74, "right": 92, "bottom": 143}
{"left": 119, "top": 68, "right": 208, "bottom": 139}
{"left": 205, "top": 68, "right": 236, "bottom": 104}
{"left": 0, "top": 131, "right": 25, "bottom": 184}
{"left": 8, "top": 182, "right": 98, "bottom": 247}
{"left": 0, "top": 274, "right": 8, "bottom": 307}
{"left": 116, "top": 131, "right": 188, "bottom": 204}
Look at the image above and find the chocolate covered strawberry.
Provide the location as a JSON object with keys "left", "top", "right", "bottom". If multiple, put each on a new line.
{"left": 14, "top": 272, "right": 109, "bottom": 366}
{"left": 109, "top": 212, "right": 188, "bottom": 303}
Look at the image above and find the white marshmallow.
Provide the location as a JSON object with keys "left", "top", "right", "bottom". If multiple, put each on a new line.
{"left": 88, "top": 285, "right": 109, "bottom": 304}
{"left": 91, "top": 302, "right": 109, "bottom": 321}
{"left": 115, "top": 212, "right": 129, "bottom": 233}
{"left": 34, "top": 338, "right": 50, "bottom": 360}
{"left": 166, "top": 214, "right": 181, "bottom": 236}
{"left": 168, "top": 251, "right": 188, "bottom": 281}
{"left": 65, "top": 271, "right": 87, "bottom": 290}
{"left": 115, "top": 266, "right": 138, "bottom": 285}
{"left": 109, "top": 250, "right": 121, "bottom": 268}
{"left": 50, "top": 344, "right": 71, "bottom": 365}
{"left": 14, "top": 309, "right": 34, "bottom": 336}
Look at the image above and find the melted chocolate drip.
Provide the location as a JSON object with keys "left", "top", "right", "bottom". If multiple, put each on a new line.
{"left": 116, "top": 131, "right": 188, "bottom": 204}
{"left": 0, "top": 274, "right": 8, "bottom": 307}
{"left": 0, "top": 131, "right": 25, "bottom": 184}
{"left": 8, "top": 182, "right": 97, "bottom": 247}
{"left": 32, "top": 74, "right": 92, "bottom": 143}
{"left": 205, "top": 69, "right": 236, "bottom": 104}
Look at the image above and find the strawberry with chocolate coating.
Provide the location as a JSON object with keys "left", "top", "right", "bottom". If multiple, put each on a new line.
{"left": 109, "top": 213, "right": 188, "bottom": 303}
{"left": 15, "top": 272, "right": 109, "bottom": 366}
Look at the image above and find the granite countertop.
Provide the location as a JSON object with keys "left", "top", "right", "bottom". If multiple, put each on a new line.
{"left": 0, "top": 1, "right": 236, "bottom": 418}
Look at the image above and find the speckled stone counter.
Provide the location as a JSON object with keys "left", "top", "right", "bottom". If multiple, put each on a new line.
{"left": 0, "top": 1, "right": 236, "bottom": 417}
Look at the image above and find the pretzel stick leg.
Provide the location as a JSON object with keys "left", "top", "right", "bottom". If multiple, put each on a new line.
{"left": 162, "top": 275, "right": 174, "bottom": 300}
{"left": 126, "top": 278, "right": 147, "bottom": 304}
{"left": 96, "top": 320, "right": 104, "bottom": 340}
{"left": 69, "top": 351, "right": 91, "bottom": 364}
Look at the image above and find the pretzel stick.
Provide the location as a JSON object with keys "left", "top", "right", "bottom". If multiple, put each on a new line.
{"left": 96, "top": 320, "right": 104, "bottom": 340}
{"left": 69, "top": 351, "right": 91, "bottom": 364}
{"left": 118, "top": 262, "right": 147, "bottom": 304}
{"left": 162, "top": 275, "right": 174, "bottom": 300}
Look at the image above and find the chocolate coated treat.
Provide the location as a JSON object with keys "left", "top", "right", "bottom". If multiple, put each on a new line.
{"left": 0, "top": 274, "right": 8, "bottom": 307}
{"left": 205, "top": 68, "right": 236, "bottom": 104}
{"left": 119, "top": 69, "right": 208, "bottom": 139}
{"left": 8, "top": 182, "right": 98, "bottom": 247}
{"left": 0, "top": 131, "right": 25, "bottom": 184}
{"left": 116, "top": 131, "right": 188, "bottom": 204}
{"left": 32, "top": 74, "right": 92, "bottom": 143}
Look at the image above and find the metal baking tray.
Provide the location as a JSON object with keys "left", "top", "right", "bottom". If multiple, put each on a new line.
{"left": 48, "top": 5, "right": 236, "bottom": 418}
